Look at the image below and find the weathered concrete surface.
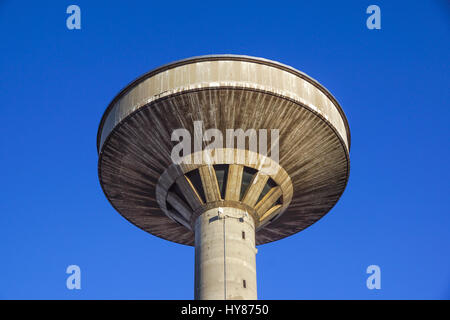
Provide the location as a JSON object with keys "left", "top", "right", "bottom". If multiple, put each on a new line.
{"left": 194, "top": 207, "right": 257, "bottom": 300}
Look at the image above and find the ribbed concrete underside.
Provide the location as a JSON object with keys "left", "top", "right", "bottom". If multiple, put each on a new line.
{"left": 98, "top": 87, "right": 349, "bottom": 245}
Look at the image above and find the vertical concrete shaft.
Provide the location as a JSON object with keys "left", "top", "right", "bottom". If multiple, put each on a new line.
{"left": 194, "top": 207, "right": 257, "bottom": 300}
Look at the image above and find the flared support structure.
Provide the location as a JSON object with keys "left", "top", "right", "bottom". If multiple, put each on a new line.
{"left": 194, "top": 206, "right": 257, "bottom": 300}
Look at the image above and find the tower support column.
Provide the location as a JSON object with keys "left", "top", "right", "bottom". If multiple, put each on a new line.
{"left": 194, "top": 206, "right": 257, "bottom": 300}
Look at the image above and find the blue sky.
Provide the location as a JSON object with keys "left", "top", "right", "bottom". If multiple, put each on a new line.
{"left": 0, "top": 0, "right": 448, "bottom": 299}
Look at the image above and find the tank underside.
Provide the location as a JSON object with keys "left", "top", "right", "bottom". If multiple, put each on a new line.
{"left": 98, "top": 86, "right": 349, "bottom": 245}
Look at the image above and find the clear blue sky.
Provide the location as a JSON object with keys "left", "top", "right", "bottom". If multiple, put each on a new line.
{"left": 0, "top": 0, "right": 448, "bottom": 299}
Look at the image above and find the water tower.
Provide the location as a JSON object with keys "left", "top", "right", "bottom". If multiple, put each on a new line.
{"left": 97, "top": 55, "right": 350, "bottom": 299}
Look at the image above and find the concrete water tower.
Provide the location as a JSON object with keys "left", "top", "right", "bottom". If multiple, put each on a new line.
{"left": 97, "top": 55, "right": 350, "bottom": 300}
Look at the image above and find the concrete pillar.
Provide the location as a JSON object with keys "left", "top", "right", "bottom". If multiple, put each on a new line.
{"left": 194, "top": 206, "right": 257, "bottom": 300}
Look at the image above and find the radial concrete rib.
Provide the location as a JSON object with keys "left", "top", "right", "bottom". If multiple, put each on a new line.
{"left": 168, "top": 210, "right": 192, "bottom": 230}
{"left": 259, "top": 204, "right": 283, "bottom": 223}
{"left": 255, "top": 186, "right": 282, "bottom": 217}
{"left": 198, "top": 165, "right": 221, "bottom": 202}
{"left": 175, "top": 175, "right": 204, "bottom": 210}
{"left": 225, "top": 164, "right": 243, "bottom": 201}
{"left": 242, "top": 172, "right": 269, "bottom": 207}
{"left": 166, "top": 191, "right": 192, "bottom": 221}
